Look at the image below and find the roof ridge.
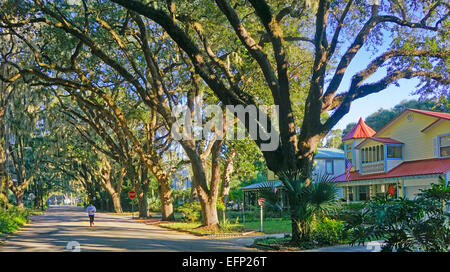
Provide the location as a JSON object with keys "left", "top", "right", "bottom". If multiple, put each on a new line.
{"left": 406, "top": 108, "right": 450, "bottom": 120}
{"left": 343, "top": 117, "right": 376, "bottom": 141}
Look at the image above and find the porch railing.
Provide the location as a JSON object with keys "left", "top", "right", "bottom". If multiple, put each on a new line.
{"left": 361, "top": 161, "right": 385, "bottom": 174}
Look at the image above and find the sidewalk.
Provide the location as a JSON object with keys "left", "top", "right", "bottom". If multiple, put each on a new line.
{"left": 301, "top": 241, "right": 384, "bottom": 252}
{"left": 222, "top": 234, "right": 384, "bottom": 252}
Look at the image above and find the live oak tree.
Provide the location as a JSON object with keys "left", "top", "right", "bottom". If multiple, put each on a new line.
{"left": 0, "top": 62, "right": 13, "bottom": 208}
{"left": 0, "top": 1, "right": 180, "bottom": 219}
{"left": 55, "top": 86, "right": 177, "bottom": 218}
{"left": 0, "top": 0, "right": 260, "bottom": 226}
{"left": 110, "top": 0, "right": 449, "bottom": 174}
{"left": 108, "top": 0, "right": 449, "bottom": 243}
{"left": 3, "top": 83, "right": 48, "bottom": 208}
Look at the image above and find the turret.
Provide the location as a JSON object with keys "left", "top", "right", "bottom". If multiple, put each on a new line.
{"left": 342, "top": 118, "right": 376, "bottom": 171}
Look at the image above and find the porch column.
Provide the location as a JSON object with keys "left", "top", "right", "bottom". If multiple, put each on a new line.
{"left": 346, "top": 186, "right": 350, "bottom": 203}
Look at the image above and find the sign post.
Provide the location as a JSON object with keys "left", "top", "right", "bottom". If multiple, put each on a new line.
{"left": 128, "top": 190, "right": 136, "bottom": 219}
{"left": 258, "top": 198, "right": 265, "bottom": 233}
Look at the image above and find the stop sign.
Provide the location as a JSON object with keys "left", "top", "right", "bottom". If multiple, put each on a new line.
{"left": 128, "top": 190, "right": 136, "bottom": 200}
{"left": 258, "top": 198, "right": 266, "bottom": 207}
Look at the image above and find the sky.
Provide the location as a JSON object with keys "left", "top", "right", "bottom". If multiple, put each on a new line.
{"left": 330, "top": 48, "right": 421, "bottom": 131}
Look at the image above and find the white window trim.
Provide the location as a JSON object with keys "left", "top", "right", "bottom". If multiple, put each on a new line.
{"left": 438, "top": 134, "right": 450, "bottom": 158}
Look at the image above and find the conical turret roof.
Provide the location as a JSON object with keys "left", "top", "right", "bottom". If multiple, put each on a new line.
{"left": 343, "top": 117, "right": 376, "bottom": 141}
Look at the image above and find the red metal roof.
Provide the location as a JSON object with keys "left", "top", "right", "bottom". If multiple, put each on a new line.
{"left": 406, "top": 108, "right": 450, "bottom": 120}
{"left": 334, "top": 157, "right": 450, "bottom": 182}
{"left": 343, "top": 118, "right": 376, "bottom": 141}
{"left": 355, "top": 137, "right": 403, "bottom": 148}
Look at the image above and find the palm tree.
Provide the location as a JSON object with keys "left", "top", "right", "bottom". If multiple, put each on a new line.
{"left": 275, "top": 170, "right": 338, "bottom": 245}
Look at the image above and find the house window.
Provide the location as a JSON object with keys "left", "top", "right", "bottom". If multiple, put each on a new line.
{"left": 358, "top": 186, "right": 368, "bottom": 201}
{"left": 325, "top": 160, "right": 334, "bottom": 175}
{"left": 347, "top": 187, "right": 354, "bottom": 201}
{"left": 387, "top": 145, "right": 402, "bottom": 159}
{"left": 439, "top": 135, "right": 450, "bottom": 158}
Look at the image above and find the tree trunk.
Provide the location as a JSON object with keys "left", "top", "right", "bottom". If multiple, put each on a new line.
{"left": 135, "top": 163, "right": 150, "bottom": 218}
{"left": 137, "top": 193, "right": 148, "bottom": 218}
{"left": 98, "top": 159, "right": 123, "bottom": 213}
{"left": 290, "top": 216, "right": 312, "bottom": 245}
{"left": 157, "top": 180, "right": 174, "bottom": 221}
{"left": 273, "top": 137, "right": 319, "bottom": 246}
{"left": 134, "top": 178, "right": 149, "bottom": 218}
{"left": 220, "top": 149, "right": 235, "bottom": 224}
{"left": 199, "top": 197, "right": 219, "bottom": 227}
{"left": 13, "top": 190, "right": 25, "bottom": 209}
{"left": 186, "top": 139, "right": 222, "bottom": 228}
{"left": 111, "top": 192, "right": 122, "bottom": 213}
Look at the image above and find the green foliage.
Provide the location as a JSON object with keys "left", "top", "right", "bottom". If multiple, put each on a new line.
{"left": 218, "top": 218, "right": 233, "bottom": 232}
{"left": 177, "top": 201, "right": 202, "bottom": 223}
{"left": 252, "top": 217, "right": 349, "bottom": 249}
{"left": 147, "top": 197, "right": 161, "bottom": 213}
{"left": 312, "top": 218, "right": 348, "bottom": 246}
{"left": 324, "top": 129, "right": 343, "bottom": 149}
{"left": 216, "top": 199, "right": 225, "bottom": 211}
{"left": 346, "top": 177, "right": 450, "bottom": 252}
{"left": 0, "top": 207, "right": 31, "bottom": 234}
{"left": 276, "top": 170, "right": 338, "bottom": 242}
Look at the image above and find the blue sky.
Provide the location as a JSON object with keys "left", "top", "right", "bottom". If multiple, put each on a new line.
{"left": 330, "top": 48, "right": 421, "bottom": 131}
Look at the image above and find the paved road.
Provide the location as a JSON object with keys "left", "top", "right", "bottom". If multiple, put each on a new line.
{"left": 0, "top": 206, "right": 255, "bottom": 252}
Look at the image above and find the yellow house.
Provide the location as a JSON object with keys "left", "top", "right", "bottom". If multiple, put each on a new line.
{"left": 334, "top": 108, "right": 450, "bottom": 203}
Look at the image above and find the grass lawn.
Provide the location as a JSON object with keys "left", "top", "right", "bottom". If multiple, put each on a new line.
{"left": 159, "top": 222, "right": 242, "bottom": 235}
{"left": 243, "top": 218, "right": 291, "bottom": 234}
{"left": 159, "top": 218, "right": 291, "bottom": 236}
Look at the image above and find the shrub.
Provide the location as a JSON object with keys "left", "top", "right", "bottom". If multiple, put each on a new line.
{"left": 346, "top": 177, "right": 450, "bottom": 252}
{"left": 219, "top": 218, "right": 234, "bottom": 231}
{"left": 0, "top": 207, "right": 31, "bottom": 234}
{"left": 312, "top": 217, "right": 348, "bottom": 246}
{"left": 177, "top": 201, "right": 202, "bottom": 222}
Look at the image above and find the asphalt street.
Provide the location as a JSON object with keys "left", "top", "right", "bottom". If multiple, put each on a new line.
{"left": 0, "top": 206, "right": 255, "bottom": 252}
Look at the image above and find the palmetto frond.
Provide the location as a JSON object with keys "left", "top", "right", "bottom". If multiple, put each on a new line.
{"left": 255, "top": 181, "right": 283, "bottom": 211}
{"left": 305, "top": 181, "right": 338, "bottom": 217}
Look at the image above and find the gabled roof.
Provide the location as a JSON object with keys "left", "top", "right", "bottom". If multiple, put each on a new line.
{"left": 334, "top": 157, "right": 450, "bottom": 182}
{"left": 355, "top": 137, "right": 403, "bottom": 148}
{"left": 375, "top": 108, "right": 450, "bottom": 136}
{"left": 343, "top": 118, "right": 376, "bottom": 141}
{"left": 315, "top": 148, "right": 345, "bottom": 159}
{"left": 407, "top": 108, "right": 450, "bottom": 120}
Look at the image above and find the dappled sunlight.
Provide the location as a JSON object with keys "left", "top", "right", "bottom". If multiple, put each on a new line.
{"left": 0, "top": 206, "right": 255, "bottom": 252}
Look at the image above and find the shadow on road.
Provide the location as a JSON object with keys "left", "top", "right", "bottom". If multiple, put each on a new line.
{"left": 0, "top": 206, "right": 255, "bottom": 252}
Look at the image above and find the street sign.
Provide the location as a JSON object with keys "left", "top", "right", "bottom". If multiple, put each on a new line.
{"left": 258, "top": 197, "right": 265, "bottom": 207}
{"left": 128, "top": 190, "right": 136, "bottom": 200}
{"left": 258, "top": 198, "right": 265, "bottom": 232}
